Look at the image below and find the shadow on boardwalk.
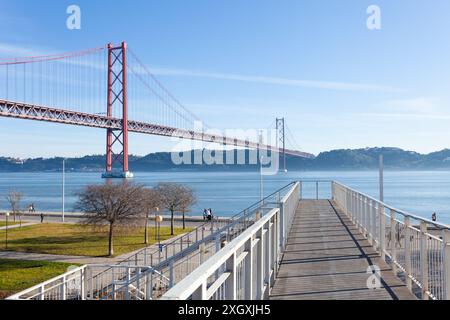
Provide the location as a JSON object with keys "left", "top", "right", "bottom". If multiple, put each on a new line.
{"left": 270, "top": 200, "right": 416, "bottom": 300}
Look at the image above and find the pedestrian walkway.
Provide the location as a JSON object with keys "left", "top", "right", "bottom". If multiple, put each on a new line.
{"left": 0, "top": 222, "right": 37, "bottom": 231}
{"left": 270, "top": 200, "right": 416, "bottom": 300}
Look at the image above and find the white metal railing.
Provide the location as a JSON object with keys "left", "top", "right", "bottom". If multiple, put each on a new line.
{"left": 7, "top": 265, "right": 87, "bottom": 300}
{"left": 160, "top": 208, "right": 281, "bottom": 300}
{"left": 161, "top": 182, "right": 300, "bottom": 300}
{"left": 332, "top": 181, "right": 450, "bottom": 300}
{"left": 8, "top": 182, "right": 299, "bottom": 300}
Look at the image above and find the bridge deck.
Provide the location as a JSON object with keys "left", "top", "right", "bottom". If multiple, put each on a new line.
{"left": 270, "top": 200, "right": 416, "bottom": 300}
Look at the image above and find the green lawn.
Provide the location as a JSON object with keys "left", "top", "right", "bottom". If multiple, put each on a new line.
{"left": 0, "top": 259, "right": 77, "bottom": 299}
{"left": 0, "top": 223, "right": 191, "bottom": 257}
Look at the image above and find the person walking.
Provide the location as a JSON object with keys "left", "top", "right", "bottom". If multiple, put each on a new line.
{"left": 432, "top": 212, "right": 437, "bottom": 222}
{"left": 40, "top": 212, "right": 44, "bottom": 223}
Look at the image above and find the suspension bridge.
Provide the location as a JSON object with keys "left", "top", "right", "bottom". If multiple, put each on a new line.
{"left": 2, "top": 42, "right": 450, "bottom": 301}
{"left": 0, "top": 42, "right": 314, "bottom": 178}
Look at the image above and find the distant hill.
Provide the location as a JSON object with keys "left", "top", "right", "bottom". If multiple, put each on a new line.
{"left": 2, "top": 147, "right": 450, "bottom": 172}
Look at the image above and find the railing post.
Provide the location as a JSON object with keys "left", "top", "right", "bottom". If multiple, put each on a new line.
{"left": 420, "top": 221, "right": 429, "bottom": 300}
{"left": 442, "top": 229, "right": 450, "bottom": 300}
{"left": 299, "top": 181, "right": 302, "bottom": 200}
{"left": 404, "top": 216, "right": 412, "bottom": 291}
{"left": 371, "top": 200, "right": 377, "bottom": 251}
{"left": 379, "top": 205, "right": 386, "bottom": 260}
{"left": 60, "top": 275, "right": 66, "bottom": 300}
{"left": 169, "top": 260, "right": 174, "bottom": 288}
{"left": 244, "top": 238, "right": 253, "bottom": 300}
{"left": 390, "top": 209, "right": 397, "bottom": 275}
{"left": 256, "top": 227, "right": 264, "bottom": 300}
{"left": 362, "top": 196, "right": 367, "bottom": 235}
{"left": 273, "top": 213, "right": 279, "bottom": 276}
{"left": 39, "top": 285, "right": 45, "bottom": 300}
{"left": 225, "top": 253, "right": 237, "bottom": 300}
{"left": 264, "top": 222, "right": 270, "bottom": 298}
{"left": 192, "top": 282, "right": 207, "bottom": 300}
{"left": 146, "top": 271, "right": 153, "bottom": 300}
{"left": 125, "top": 266, "right": 131, "bottom": 300}
{"left": 366, "top": 197, "right": 372, "bottom": 243}
{"left": 279, "top": 201, "right": 285, "bottom": 251}
{"left": 316, "top": 181, "right": 319, "bottom": 200}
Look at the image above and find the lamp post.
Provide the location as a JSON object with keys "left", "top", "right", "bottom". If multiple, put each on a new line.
{"left": 260, "top": 155, "right": 264, "bottom": 201}
{"left": 5, "top": 212, "right": 9, "bottom": 250}
{"left": 154, "top": 207, "right": 160, "bottom": 241}
{"left": 155, "top": 215, "right": 163, "bottom": 265}
{"left": 62, "top": 158, "right": 65, "bottom": 223}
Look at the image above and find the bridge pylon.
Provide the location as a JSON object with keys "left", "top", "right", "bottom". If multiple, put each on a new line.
{"left": 102, "top": 42, "right": 133, "bottom": 179}
{"left": 276, "top": 117, "right": 287, "bottom": 172}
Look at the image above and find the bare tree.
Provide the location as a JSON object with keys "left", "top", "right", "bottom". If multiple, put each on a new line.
{"left": 142, "top": 188, "right": 162, "bottom": 244}
{"left": 5, "top": 190, "right": 23, "bottom": 223}
{"left": 155, "top": 183, "right": 196, "bottom": 235}
{"left": 75, "top": 182, "right": 147, "bottom": 256}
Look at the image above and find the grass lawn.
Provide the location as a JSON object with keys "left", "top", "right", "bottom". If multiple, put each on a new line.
{"left": 0, "top": 223, "right": 191, "bottom": 257}
{"left": 0, "top": 259, "right": 77, "bottom": 299}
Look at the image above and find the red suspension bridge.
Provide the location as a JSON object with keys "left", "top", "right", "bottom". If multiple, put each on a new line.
{"left": 0, "top": 42, "right": 314, "bottom": 177}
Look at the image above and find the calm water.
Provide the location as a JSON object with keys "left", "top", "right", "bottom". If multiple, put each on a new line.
{"left": 1, "top": 171, "right": 450, "bottom": 224}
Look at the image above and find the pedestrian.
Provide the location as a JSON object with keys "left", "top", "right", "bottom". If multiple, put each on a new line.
{"left": 432, "top": 212, "right": 437, "bottom": 222}
{"left": 28, "top": 204, "right": 33, "bottom": 213}
{"left": 203, "top": 209, "right": 208, "bottom": 220}
{"left": 40, "top": 212, "right": 44, "bottom": 223}
{"left": 207, "top": 208, "right": 213, "bottom": 221}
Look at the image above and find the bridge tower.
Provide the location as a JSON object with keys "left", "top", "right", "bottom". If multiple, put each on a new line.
{"left": 102, "top": 42, "right": 133, "bottom": 179}
{"left": 276, "top": 118, "right": 287, "bottom": 172}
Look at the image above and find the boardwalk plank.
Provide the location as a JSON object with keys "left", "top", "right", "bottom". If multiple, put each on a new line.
{"left": 270, "top": 200, "right": 416, "bottom": 300}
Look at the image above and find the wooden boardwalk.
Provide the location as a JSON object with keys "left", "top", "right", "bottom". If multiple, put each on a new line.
{"left": 270, "top": 200, "right": 416, "bottom": 300}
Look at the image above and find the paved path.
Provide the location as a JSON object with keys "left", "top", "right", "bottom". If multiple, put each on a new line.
{"left": 0, "top": 231, "right": 189, "bottom": 265}
{"left": 0, "top": 222, "right": 37, "bottom": 230}
{"left": 270, "top": 200, "right": 416, "bottom": 300}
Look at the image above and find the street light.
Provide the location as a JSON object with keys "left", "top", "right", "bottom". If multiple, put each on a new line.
{"left": 5, "top": 212, "right": 9, "bottom": 250}
{"left": 62, "top": 158, "right": 65, "bottom": 223}
{"left": 260, "top": 155, "right": 264, "bottom": 201}
{"left": 154, "top": 207, "right": 160, "bottom": 241}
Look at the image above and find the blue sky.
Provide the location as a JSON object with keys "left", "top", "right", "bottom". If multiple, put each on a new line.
{"left": 1, "top": 0, "right": 450, "bottom": 158}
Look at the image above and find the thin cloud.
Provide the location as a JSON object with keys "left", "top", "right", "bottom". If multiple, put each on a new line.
{"left": 378, "top": 97, "right": 438, "bottom": 113}
{"left": 0, "top": 42, "right": 402, "bottom": 93}
{"left": 149, "top": 67, "right": 402, "bottom": 93}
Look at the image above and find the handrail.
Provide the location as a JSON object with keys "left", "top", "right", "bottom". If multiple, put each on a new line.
{"left": 332, "top": 181, "right": 450, "bottom": 300}
{"left": 333, "top": 181, "right": 450, "bottom": 229}
{"left": 161, "top": 208, "right": 280, "bottom": 300}
{"left": 7, "top": 265, "right": 87, "bottom": 300}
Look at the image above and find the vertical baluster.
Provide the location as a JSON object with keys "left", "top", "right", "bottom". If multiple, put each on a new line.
{"left": 404, "top": 216, "right": 412, "bottom": 291}
{"left": 442, "top": 229, "right": 450, "bottom": 300}
{"left": 380, "top": 205, "right": 386, "bottom": 260}
{"left": 420, "top": 221, "right": 429, "bottom": 300}
{"left": 390, "top": 209, "right": 397, "bottom": 275}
